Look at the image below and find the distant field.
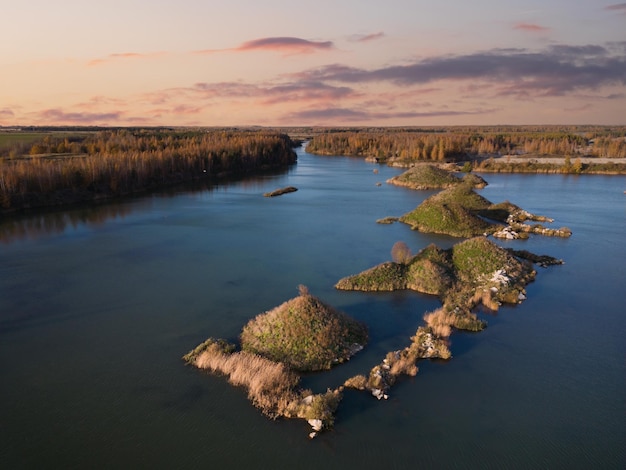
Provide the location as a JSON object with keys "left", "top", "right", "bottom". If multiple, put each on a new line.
{"left": 0, "top": 132, "right": 50, "bottom": 147}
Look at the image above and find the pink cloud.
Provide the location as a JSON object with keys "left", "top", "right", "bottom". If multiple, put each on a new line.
{"left": 564, "top": 103, "right": 593, "bottom": 112}
{"left": 0, "top": 108, "right": 15, "bottom": 118}
{"left": 605, "top": 3, "right": 626, "bottom": 12}
{"left": 140, "top": 80, "right": 355, "bottom": 108}
{"left": 171, "top": 105, "right": 203, "bottom": 115}
{"left": 350, "top": 32, "right": 385, "bottom": 43}
{"left": 513, "top": 22, "right": 550, "bottom": 33}
{"left": 195, "top": 37, "right": 334, "bottom": 55}
{"left": 283, "top": 106, "right": 496, "bottom": 125}
{"left": 37, "top": 108, "right": 123, "bottom": 124}
{"left": 87, "top": 52, "right": 166, "bottom": 67}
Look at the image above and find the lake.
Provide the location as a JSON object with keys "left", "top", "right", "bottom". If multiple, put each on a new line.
{"left": 1, "top": 145, "right": 624, "bottom": 469}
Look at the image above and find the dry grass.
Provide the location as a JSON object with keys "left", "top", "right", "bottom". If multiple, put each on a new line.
{"left": 344, "top": 375, "right": 368, "bottom": 390}
{"left": 388, "top": 350, "right": 419, "bottom": 377}
{"left": 193, "top": 342, "right": 300, "bottom": 418}
{"left": 186, "top": 337, "right": 343, "bottom": 429}
{"left": 470, "top": 289, "right": 500, "bottom": 311}
{"left": 423, "top": 308, "right": 454, "bottom": 338}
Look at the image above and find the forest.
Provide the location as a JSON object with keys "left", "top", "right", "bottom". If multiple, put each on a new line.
{"left": 305, "top": 126, "right": 626, "bottom": 162}
{"left": 0, "top": 129, "right": 296, "bottom": 212}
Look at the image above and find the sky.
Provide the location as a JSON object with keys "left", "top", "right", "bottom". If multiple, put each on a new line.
{"left": 1, "top": 0, "right": 625, "bottom": 127}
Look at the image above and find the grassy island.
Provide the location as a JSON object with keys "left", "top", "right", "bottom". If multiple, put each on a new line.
{"left": 338, "top": 236, "right": 558, "bottom": 400}
{"left": 240, "top": 286, "right": 368, "bottom": 371}
{"left": 337, "top": 237, "right": 536, "bottom": 320}
{"left": 399, "top": 184, "right": 496, "bottom": 237}
{"left": 387, "top": 164, "right": 487, "bottom": 190}
{"left": 393, "top": 171, "right": 572, "bottom": 239}
{"left": 184, "top": 286, "right": 367, "bottom": 436}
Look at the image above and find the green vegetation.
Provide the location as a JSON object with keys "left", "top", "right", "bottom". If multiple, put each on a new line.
{"left": 399, "top": 184, "right": 496, "bottom": 237}
{"left": 0, "top": 132, "right": 51, "bottom": 154}
{"left": 339, "top": 235, "right": 549, "bottom": 402}
{"left": 387, "top": 164, "right": 488, "bottom": 190}
{"left": 0, "top": 129, "right": 296, "bottom": 212}
{"left": 337, "top": 237, "right": 536, "bottom": 323}
{"left": 240, "top": 286, "right": 368, "bottom": 371}
{"left": 394, "top": 177, "right": 571, "bottom": 239}
{"left": 474, "top": 158, "right": 626, "bottom": 175}
{"left": 387, "top": 164, "right": 463, "bottom": 189}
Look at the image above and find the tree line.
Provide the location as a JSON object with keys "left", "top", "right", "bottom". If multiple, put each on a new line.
{"left": 305, "top": 127, "right": 626, "bottom": 161}
{"left": 0, "top": 129, "right": 296, "bottom": 212}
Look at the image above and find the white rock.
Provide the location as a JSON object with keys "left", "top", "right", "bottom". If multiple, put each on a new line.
{"left": 308, "top": 419, "right": 323, "bottom": 431}
{"left": 518, "top": 292, "right": 527, "bottom": 301}
{"left": 372, "top": 389, "right": 385, "bottom": 400}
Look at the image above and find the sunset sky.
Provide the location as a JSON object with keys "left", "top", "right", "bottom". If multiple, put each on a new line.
{"left": 1, "top": 0, "right": 625, "bottom": 127}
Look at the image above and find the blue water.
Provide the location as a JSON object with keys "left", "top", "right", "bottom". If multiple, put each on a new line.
{"left": 1, "top": 146, "right": 624, "bottom": 469}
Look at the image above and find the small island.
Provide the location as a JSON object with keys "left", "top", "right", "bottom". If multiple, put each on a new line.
{"left": 386, "top": 164, "right": 487, "bottom": 190}
{"left": 184, "top": 286, "right": 367, "bottom": 437}
{"left": 386, "top": 167, "right": 572, "bottom": 239}
{"left": 240, "top": 285, "right": 367, "bottom": 371}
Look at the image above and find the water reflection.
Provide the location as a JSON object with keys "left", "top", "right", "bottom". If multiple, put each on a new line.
{"left": 0, "top": 166, "right": 292, "bottom": 243}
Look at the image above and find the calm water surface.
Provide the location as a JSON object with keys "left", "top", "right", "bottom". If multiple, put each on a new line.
{"left": 1, "top": 146, "right": 624, "bottom": 469}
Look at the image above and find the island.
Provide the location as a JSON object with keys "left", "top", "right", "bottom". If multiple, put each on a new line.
{"left": 386, "top": 166, "right": 572, "bottom": 239}
{"left": 183, "top": 285, "right": 367, "bottom": 438}
{"left": 337, "top": 237, "right": 562, "bottom": 400}
{"left": 386, "top": 164, "right": 487, "bottom": 190}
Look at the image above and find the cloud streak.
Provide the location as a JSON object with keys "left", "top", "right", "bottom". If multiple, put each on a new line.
{"left": 350, "top": 32, "right": 385, "bottom": 43}
{"left": 284, "top": 106, "right": 495, "bottom": 124}
{"left": 295, "top": 44, "right": 626, "bottom": 97}
{"left": 196, "top": 37, "right": 334, "bottom": 55}
{"left": 605, "top": 3, "right": 626, "bottom": 12}
{"left": 37, "top": 109, "right": 123, "bottom": 124}
{"left": 513, "top": 22, "right": 550, "bottom": 33}
{"left": 0, "top": 108, "right": 15, "bottom": 118}
{"left": 143, "top": 80, "right": 355, "bottom": 106}
{"left": 87, "top": 52, "right": 166, "bottom": 66}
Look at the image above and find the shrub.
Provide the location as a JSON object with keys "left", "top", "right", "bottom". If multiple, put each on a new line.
{"left": 391, "top": 241, "right": 412, "bottom": 264}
